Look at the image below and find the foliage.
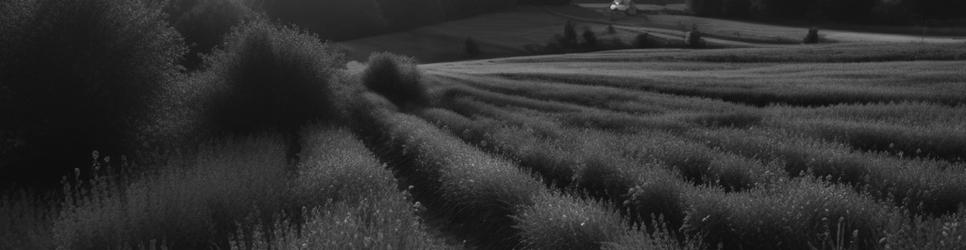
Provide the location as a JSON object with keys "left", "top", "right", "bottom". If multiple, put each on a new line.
{"left": 361, "top": 53, "right": 429, "bottom": 109}
{"left": 0, "top": 0, "right": 185, "bottom": 188}
{"left": 163, "top": 0, "right": 255, "bottom": 70}
{"left": 195, "top": 21, "right": 345, "bottom": 141}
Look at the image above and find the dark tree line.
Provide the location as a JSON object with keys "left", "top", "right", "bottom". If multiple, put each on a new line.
{"left": 687, "top": 0, "right": 966, "bottom": 24}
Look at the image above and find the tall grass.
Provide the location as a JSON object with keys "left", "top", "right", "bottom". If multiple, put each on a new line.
{"left": 0, "top": 192, "right": 54, "bottom": 250}
{"left": 54, "top": 136, "right": 293, "bottom": 249}
{"left": 690, "top": 128, "right": 966, "bottom": 215}
{"left": 353, "top": 97, "right": 645, "bottom": 248}
{"left": 234, "top": 127, "right": 455, "bottom": 249}
{"left": 683, "top": 179, "right": 895, "bottom": 250}
{"left": 772, "top": 118, "right": 966, "bottom": 163}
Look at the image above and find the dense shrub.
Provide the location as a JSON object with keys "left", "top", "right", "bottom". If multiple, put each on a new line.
{"left": 361, "top": 53, "right": 429, "bottom": 109}
{"left": 164, "top": 0, "right": 255, "bottom": 69}
{"left": 684, "top": 27, "right": 705, "bottom": 48}
{"left": 803, "top": 27, "right": 820, "bottom": 44}
{"left": 195, "top": 21, "right": 344, "bottom": 144}
{"left": 515, "top": 193, "right": 631, "bottom": 249}
{"left": 562, "top": 20, "right": 579, "bottom": 49}
{"left": 683, "top": 180, "right": 893, "bottom": 250}
{"left": 0, "top": 0, "right": 186, "bottom": 188}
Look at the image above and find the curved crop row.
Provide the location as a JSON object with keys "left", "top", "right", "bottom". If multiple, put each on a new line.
{"left": 351, "top": 96, "right": 640, "bottom": 249}
{"left": 689, "top": 128, "right": 966, "bottom": 216}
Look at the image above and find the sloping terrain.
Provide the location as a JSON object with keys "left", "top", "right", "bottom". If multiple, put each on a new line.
{"left": 391, "top": 42, "right": 966, "bottom": 249}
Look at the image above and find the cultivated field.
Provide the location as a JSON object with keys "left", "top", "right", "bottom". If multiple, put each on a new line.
{"left": 397, "top": 42, "right": 966, "bottom": 249}
{"left": 3, "top": 0, "right": 966, "bottom": 249}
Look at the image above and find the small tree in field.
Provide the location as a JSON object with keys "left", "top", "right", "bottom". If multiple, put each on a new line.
{"left": 464, "top": 37, "right": 481, "bottom": 58}
{"left": 561, "top": 20, "right": 578, "bottom": 48}
{"left": 684, "top": 25, "right": 705, "bottom": 48}
{"left": 607, "top": 24, "right": 617, "bottom": 34}
{"left": 634, "top": 33, "right": 652, "bottom": 48}
{"left": 803, "top": 27, "right": 820, "bottom": 44}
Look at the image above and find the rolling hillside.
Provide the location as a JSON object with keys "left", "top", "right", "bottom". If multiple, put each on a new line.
{"left": 393, "top": 42, "right": 966, "bottom": 249}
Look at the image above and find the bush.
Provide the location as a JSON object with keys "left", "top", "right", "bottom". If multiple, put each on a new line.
{"left": 164, "top": 0, "right": 255, "bottom": 70}
{"left": 684, "top": 27, "right": 705, "bottom": 48}
{"left": 561, "top": 20, "right": 578, "bottom": 49}
{"left": 196, "top": 21, "right": 344, "bottom": 142}
{"left": 361, "top": 53, "right": 429, "bottom": 109}
{"left": 0, "top": 0, "right": 186, "bottom": 188}
{"left": 515, "top": 193, "right": 630, "bottom": 249}
{"left": 803, "top": 27, "right": 820, "bottom": 44}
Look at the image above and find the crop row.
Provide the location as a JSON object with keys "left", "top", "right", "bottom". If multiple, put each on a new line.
{"left": 350, "top": 95, "right": 651, "bottom": 249}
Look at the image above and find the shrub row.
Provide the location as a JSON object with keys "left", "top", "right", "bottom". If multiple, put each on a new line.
{"left": 773, "top": 118, "right": 966, "bottom": 163}
{"left": 493, "top": 71, "right": 966, "bottom": 107}
{"left": 689, "top": 128, "right": 966, "bottom": 215}
{"left": 351, "top": 99, "right": 638, "bottom": 249}
{"left": 51, "top": 127, "right": 440, "bottom": 249}
{"left": 235, "top": 127, "right": 453, "bottom": 249}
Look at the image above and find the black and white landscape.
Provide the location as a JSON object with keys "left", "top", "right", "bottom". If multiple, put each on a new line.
{"left": 2, "top": 0, "right": 965, "bottom": 249}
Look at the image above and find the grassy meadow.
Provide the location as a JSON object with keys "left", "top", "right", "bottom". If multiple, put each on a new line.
{"left": 2, "top": 0, "right": 966, "bottom": 249}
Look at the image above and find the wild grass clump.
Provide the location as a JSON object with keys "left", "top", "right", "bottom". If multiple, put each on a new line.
{"left": 54, "top": 136, "right": 292, "bottom": 249}
{"left": 514, "top": 193, "right": 630, "bottom": 249}
{"left": 0, "top": 192, "right": 54, "bottom": 250}
{"left": 777, "top": 119, "right": 966, "bottom": 162}
{"left": 622, "top": 173, "right": 690, "bottom": 233}
{"left": 163, "top": 0, "right": 256, "bottom": 69}
{"left": 195, "top": 21, "right": 345, "bottom": 141}
{"left": 234, "top": 127, "right": 453, "bottom": 249}
{"left": 292, "top": 127, "right": 396, "bottom": 209}
{"left": 236, "top": 189, "right": 455, "bottom": 250}
{"left": 691, "top": 128, "right": 966, "bottom": 215}
{"left": 362, "top": 53, "right": 430, "bottom": 109}
{"left": 354, "top": 107, "right": 543, "bottom": 248}
{"left": 0, "top": 0, "right": 185, "bottom": 188}
{"left": 683, "top": 180, "right": 894, "bottom": 250}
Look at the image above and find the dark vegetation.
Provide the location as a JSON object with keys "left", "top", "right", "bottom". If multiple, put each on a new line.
{"left": 361, "top": 53, "right": 430, "bottom": 109}
{"left": 2, "top": 0, "right": 966, "bottom": 248}
{"left": 687, "top": 0, "right": 966, "bottom": 24}
{"left": 0, "top": 0, "right": 185, "bottom": 189}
